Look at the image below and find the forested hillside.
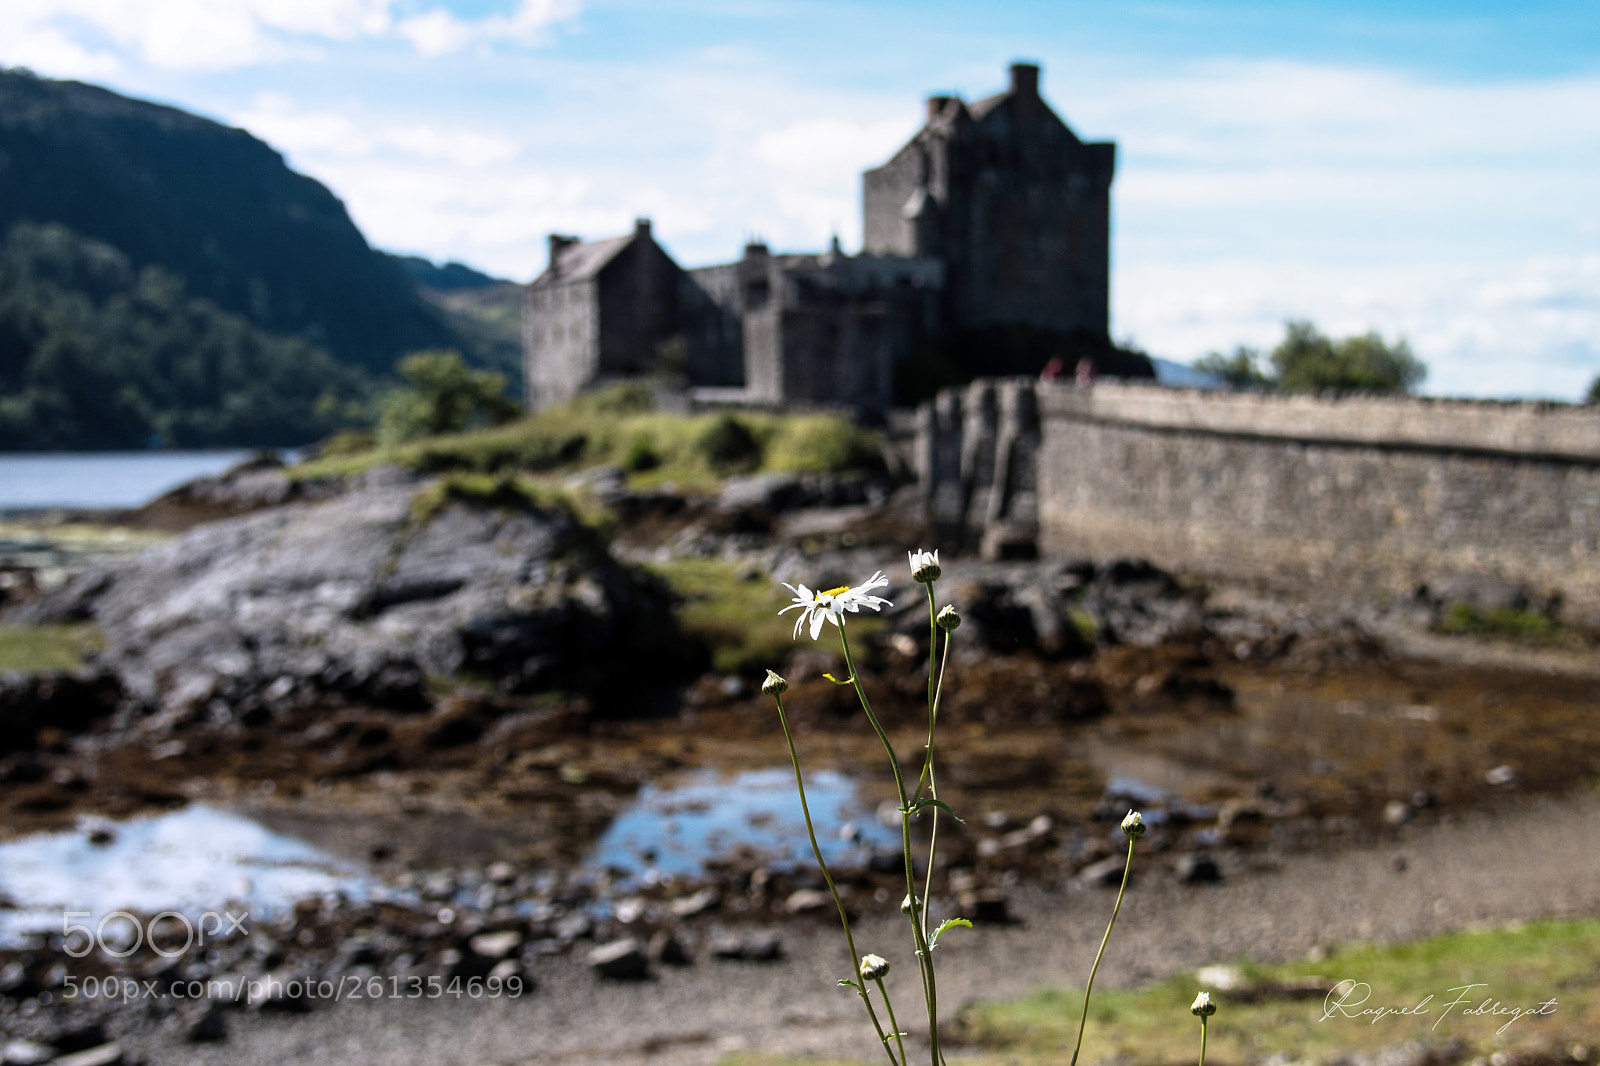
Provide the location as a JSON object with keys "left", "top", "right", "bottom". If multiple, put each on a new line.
{"left": 0, "top": 222, "right": 368, "bottom": 449}
{"left": 0, "top": 68, "right": 456, "bottom": 373}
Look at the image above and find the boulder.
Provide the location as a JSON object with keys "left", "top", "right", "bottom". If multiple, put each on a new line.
{"left": 22, "top": 468, "right": 686, "bottom": 716}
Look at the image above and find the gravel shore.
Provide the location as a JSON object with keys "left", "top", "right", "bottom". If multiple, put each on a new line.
{"left": 121, "top": 788, "right": 1600, "bottom": 1066}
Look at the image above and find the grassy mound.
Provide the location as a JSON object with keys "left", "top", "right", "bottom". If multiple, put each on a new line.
{"left": 297, "top": 384, "right": 883, "bottom": 491}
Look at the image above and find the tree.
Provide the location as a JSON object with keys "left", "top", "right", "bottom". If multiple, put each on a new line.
{"left": 377, "top": 349, "right": 520, "bottom": 445}
{"left": 1192, "top": 346, "right": 1270, "bottom": 388}
{"left": 1270, "top": 320, "right": 1425, "bottom": 394}
{"left": 1586, "top": 374, "right": 1600, "bottom": 405}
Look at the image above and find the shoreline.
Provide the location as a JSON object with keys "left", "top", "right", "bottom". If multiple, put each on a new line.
{"left": 95, "top": 788, "right": 1600, "bottom": 1066}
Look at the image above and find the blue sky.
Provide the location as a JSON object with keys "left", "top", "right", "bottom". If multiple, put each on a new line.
{"left": 3, "top": 1, "right": 1597, "bottom": 398}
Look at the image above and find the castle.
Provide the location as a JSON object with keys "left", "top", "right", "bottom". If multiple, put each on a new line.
{"left": 522, "top": 62, "right": 1131, "bottom": 413}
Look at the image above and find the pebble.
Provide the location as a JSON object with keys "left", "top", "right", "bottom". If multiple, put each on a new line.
{"left": 588, "top": 938, "right": 650, "bottom": 981}
{"left": 648, "top": 929, "right": 691, "bottom": 966}
{"left": 668, "top": 888, "right": 720, "bottom": 918}
{"left": 1175, "top": 852, "right": 1222, "bottom": 884}
{"left": 184, "top": 1002, "right": 229, "bottom": 1043}
{"left": 1383, "top": 800, "right": 1413, "bottom": 826}
{"left": 1, "top": 1040, "right": 56, "bottom": 1066}
{"left": 553, "top": 913, "right": 594, "bottom": 942}
{"left": 959, "top": 890, "right": 1011, "bottom": 924}
{"left": 467, "top": 931, "right": 522, "bottom": 960}
{"left": 1076, "top": 855, "right": 1128, "bottom": 887}
{"left": 486, "top": 959, "right": 525, "bottom": 986}
{"left": 783, "top": 889, "right": 832, "bottom": 914}
{"left": 50, "top": 1046, "right": 123, "bottom": 1066}
{"left": 709, "top": 931, "right": 782, "bottom": 962}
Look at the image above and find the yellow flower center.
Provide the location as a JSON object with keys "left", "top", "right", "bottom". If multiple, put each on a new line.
{"left": 821, "top": 586, "right": 851, "bottom": 597}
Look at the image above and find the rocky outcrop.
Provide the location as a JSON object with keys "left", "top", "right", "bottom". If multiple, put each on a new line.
{"left": 23, "top": 468, "right": 686, "bottom": 719}
{"left": 125, "top": 454, "right": 346, "bottom": 531}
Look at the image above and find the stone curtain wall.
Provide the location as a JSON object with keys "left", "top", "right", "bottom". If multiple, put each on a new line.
{"left": 917, "top": 379, "right": 1600, "bottom": 622}
{"left": 1035, "top": 383, "right": 1600, "bottom": 624}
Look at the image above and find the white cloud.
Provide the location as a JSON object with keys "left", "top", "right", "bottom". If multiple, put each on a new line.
{"left": 235, "top": 94, "right": 523, "bottom": 168}
{"left": 0, "top": 0, "right": 576, "bottom": 72}
{"left": 749, "top": 116, "right": 915, "bottom": 240}
{"left": 395, "top": 0, "right": 579, "bottom": 56}
{"left": 1116, "top": 255, "right": 1600, "bottom": 401}
{"left": 0, "top": 19, "right": 124, "bottom": 78}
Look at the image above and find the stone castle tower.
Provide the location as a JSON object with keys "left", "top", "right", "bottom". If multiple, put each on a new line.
{"left": 523, "top": 62, "right": 1129, "bottom": 413}
{"left": 862, "top": 62, "right": 1115, "bottom": 340}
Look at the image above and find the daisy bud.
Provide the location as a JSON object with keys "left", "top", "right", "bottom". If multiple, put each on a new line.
{"left": 936, "top": 605, "right": 961, "bottom": 631}
{"left": 1190, "top": 990, "right": 1216, "bottom": 1017}
{"left": 900, "top": 893, "right": 918, "bottom": 916}
{"left": 860, "top": 954, "right": 891, "bottom": 981}
{"left": 762, "top": 670, "right": 789, "bottom": 697}
{"left": 908, "top": 549, "right": 941, "bottom": 584}
{"left": 1120, "top": 809, "right": 1147, "bottom": 839}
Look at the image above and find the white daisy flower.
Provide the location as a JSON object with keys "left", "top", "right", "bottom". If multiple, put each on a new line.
{"left": 780, "top": 571, "right": 893, "bottom": 641}
{"left": 907, "top": 548, "right": 941, "bottom": 583}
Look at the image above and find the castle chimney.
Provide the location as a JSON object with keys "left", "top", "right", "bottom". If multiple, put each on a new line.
{"left": 634, "top": 217, "right": 652, "bottom": 238}
{"left": 1009, "top": 62, "right": 1039, "bottom": 100}
{"left": 926, "top": 95, "right": 953, "bottom": 121}
{"left": 547, "top": 233, "right": 577, "bottom": 273}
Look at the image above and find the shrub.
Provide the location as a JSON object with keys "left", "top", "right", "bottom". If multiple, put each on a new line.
{"left": 696, "top": 412, "right": 763, "bottom": 470}
{"left": 1271, "top": 320, "right": 1426, "bottom": 394}
{"left": 377, "top": 349, "right": 520, "bottom": 445}
{"left": 764, "top": 414, "right": 882, "bottom": 473}
{"left": 622, "top": 436, "right": 661, "bottom": 472}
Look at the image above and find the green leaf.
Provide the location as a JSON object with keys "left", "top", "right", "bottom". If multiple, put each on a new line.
{"left": 901, "top": 797, "right": 965, "bottom": 823}
{"left": 838, "top": 979, "right": 862, "bottom": 992}
{"left": 929, "top": 917, "right": 972, "bottom": 951}
{"left": 822, "top": 672, "right": 855, "bottom": 685}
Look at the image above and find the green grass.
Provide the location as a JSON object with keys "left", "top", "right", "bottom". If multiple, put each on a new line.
{"left": 295, "top": 384, "right": 883, "bottom": 491}
{"left": 0, "top": 624, "right": 103, "bottom": 673}
{"left": 1067, "top": 606, "right": 1099, "bottom": 643}
{"left": 650, "top": 558, "right": 799, "bottom": 675}
{"left": 718, "top": 919, "right": 1600, "bottom": 1066}
{"left": 1439, "top": 602, "right": 1568, "bottom": 643}
{"left": 407, "top": 471, "right": 607, "bottom": 530}
{"left": 954, "top": 919, "right": 1599, "bottom": 1065}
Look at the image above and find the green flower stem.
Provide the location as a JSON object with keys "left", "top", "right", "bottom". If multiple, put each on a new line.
{"left": 920, "top": 764, "right": 941, "bottom": 942}
{"left": 838, "top": 626, "right": 942, "bottom": 1066}
{"left": 913, "top": 583, "right": 942, "bottom": 801}
{"left": 1198, "top": 1014, "right": 1209, "bottom": 1066}
{"left": 1069, "top": 837, "right": 1137, "bottom": 1066}
{"left": 921, "top": 622, "right": 953, "bottom": 943}
{"left": 770, "top": 690, "right": 900, "bottom": 1066}
{"left": 924, "top": 583, "right": 938, "bottom": 741}
{"left": 874, "top": 975, "right": 908, "bottom": 1066}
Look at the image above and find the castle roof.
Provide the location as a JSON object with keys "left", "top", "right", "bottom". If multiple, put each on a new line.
{"left": 534, "top": 232, "right": 634, "bottom": 285}
{"left": 966, "top": 92, "right": 1007, "bottom": 119}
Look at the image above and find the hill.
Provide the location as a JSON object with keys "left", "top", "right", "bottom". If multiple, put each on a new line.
{"left": 0, "top": 67, "right": 455, "bottom": 375}
{"left": 0, "top": 221, "right": 366, "bottom": 449}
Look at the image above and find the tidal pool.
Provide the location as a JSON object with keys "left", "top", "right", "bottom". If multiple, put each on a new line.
{"left": 0, "top": 805, "right": 373, "bottom": 946}
{"left": 588, "top": 767, "right": 899, "bottom": 880}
